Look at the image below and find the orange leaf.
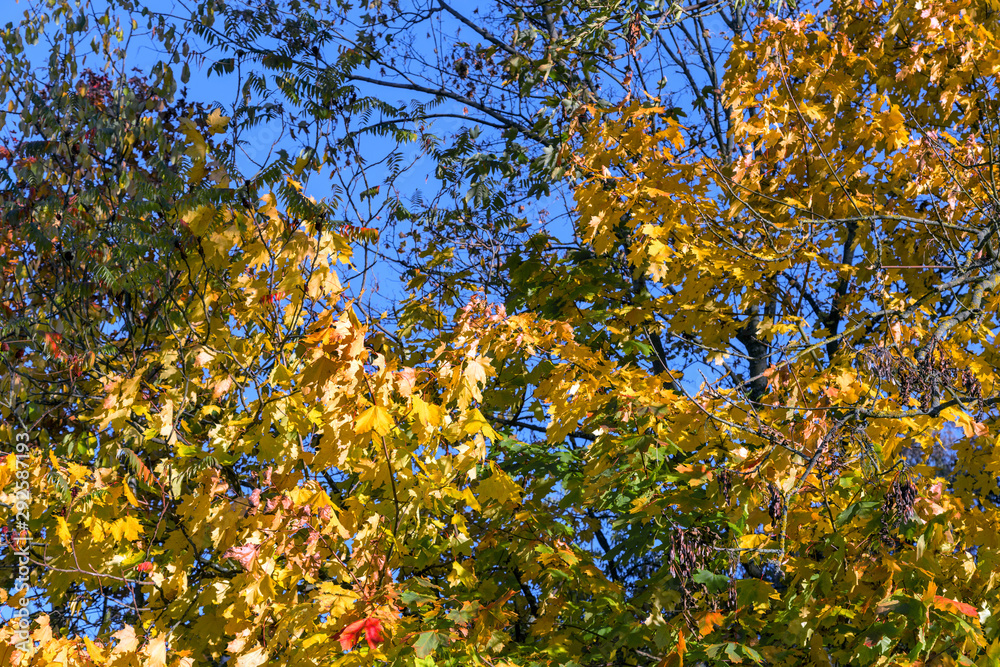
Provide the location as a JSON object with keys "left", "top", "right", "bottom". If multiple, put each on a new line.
{"left": 698, "top": 611, "right": 724, "bottom": 637}
{"left": 658, "top": 629, "right": 685, "bottom": 667}
{"left": 933, "top": 595, "right": 978, "bottom": 619}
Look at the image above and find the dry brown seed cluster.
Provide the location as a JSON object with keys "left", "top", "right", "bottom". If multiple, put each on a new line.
{"left": 718, "top": 468, "right": 733, "bottom": 506}
{"left": 859, "top": 343, "right": 985, "bottom": 413}
{"left": 767, "top": 482, "right": 785, "bottom": 525}
{"left": 878, "top": 477, "right": 919, "bottom": 549}
{"left": 666, "top": 526, "right": 720, "bottom": 611}
{"left": 881, "top": 477, "right": 918, "bottom": 529}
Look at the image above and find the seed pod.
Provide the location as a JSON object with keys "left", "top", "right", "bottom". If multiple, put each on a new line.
{"left": 767, "top": 482, "right": 784, "bottom": 524}
{"left": 718, "top": 468, "right": 733, "bottom": 506}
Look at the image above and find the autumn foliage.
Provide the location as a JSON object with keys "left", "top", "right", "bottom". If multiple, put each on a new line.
{"left": 2, "top": 0, "right": 1000, "bottom": 665}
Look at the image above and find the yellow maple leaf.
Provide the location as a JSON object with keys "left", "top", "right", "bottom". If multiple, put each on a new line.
{"left": 111, "top": 626, "right": 139, "bottom": 655}
{"left": 83, "top": 637, "right": 107, "bottom": 664}
{"left": 145, "top": 636, "right": 167, "bottom": 667}
{"left": 207, "top": 108, "right": 230, "bottom": 134}
{"left": 235, "top": 646, "right": 269, "bottom": 667}
{"left": 355, "top": 405, "right": 393, "bottom": 436}
{"left": 110, "top": 516, "right": 143, "bottom": 542}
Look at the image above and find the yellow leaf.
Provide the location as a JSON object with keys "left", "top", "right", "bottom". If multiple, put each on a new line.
{"left": 207, "top": 108, "right": 230, "bottom": 133}
{"left": 179, "top": 117, "right": 207, "bottom": 157}
{"left": 146, "top": 636, "right": 167, "bottom": 667}
{"left": 464, "top": 357, "right": 489, "bottom": 386}
{"left": 462, "top": 408, "right": 499, "bottom": 440}
{"left": 111, "top": 626, "right": 140, "bottom": 655}
{"left": 56, "top": 517, "right": 72, "bottom": 546}
{"left": 447, "top": 560, "right": 477, "bottom": 588}
{"left": 123, "top": 483, "right": 141, "bottom": 508}
{"left": 462, "top": 487, "right": 481, "bottom": 512}
{"left": 477, "top": 462, "right": 523, "bottom": 508}
{"left": 121, "top": 516, "right": 143, "bottom": 541}
{"left": 411, "top": 395, "right": 439, "bottom": 427}
{"left": 0, "top": 455, "right": 12, "bottom": 490}
{"left": 355, "top": 405, "right": 393, "bottom": 436}
{"left": 182, "top": 205, "right": 215, "bottom": 236}
{"left": 83, "top": 637, "right": 107, "bottom": 664}
{"left": 158, "top": 400, "right": 174, "bottom": 438}
{"left": 316, "top": 582, "right": 356, "bottom": 615}
{"left": 739, "top": 534, "right": 771, "bottom": 550}
{"left": 66, "top": 462, "right": 89, "bottom": 484}
{"left": 235, "top": 646, "right": 269, "bottom": 667}
{"left": 111, "top": 516, "right": 143, "bottom": 542}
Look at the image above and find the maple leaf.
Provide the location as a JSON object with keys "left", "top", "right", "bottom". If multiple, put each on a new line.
{"left": 146, "top": 636, "right": 167, "bottom": 667}
{"left": 234, "top": 646, "right": 269, "bottom": 667}
{"left": 224, "top": 544, "right": 260, "bottom": 571}
{"left": 111, "top": 627, "right": 139, "bottom": 655}
{"left": 933, "top": 595, "right": 978, "bottom": 619}
{"left": 397, "top": 366, "right": 417, "bottom": 397}
{"left": 338, "top": 617, "right": 385, "bottom": 652}
{"left": 355, "top": 404, "right": 393, "bottom": 435}
{"left": 212, "top": 375, "right": 234, "bottom": 400}
{"left": 697, "top": 611, "right": 724, "bottom": 638}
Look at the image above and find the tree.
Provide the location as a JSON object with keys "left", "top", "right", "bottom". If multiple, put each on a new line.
{"left": 3, "top": 0, "right": 1000, "bottom": 666}
{"left": 496, "top": 0, "right": 1000, "bottom": 661}
{"left": 1, "top": 3, "right": 571, "bottom": 666}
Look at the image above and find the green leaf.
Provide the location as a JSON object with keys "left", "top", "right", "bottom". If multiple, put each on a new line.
{"left": 835, "top": 500, "right": 880, "bottom": 527}
{"left": 413, "top": 631, "right": 442, "bottom": 659}
{"left": 47, "top": 470, "right": 71, "bottom": 505}
{"left": 692, "top": 569, "right": 729, "bottom": 593}
{"left": 402, "top": 590, "right": 436, "bottom": 607}
{"left": 446, "top": 602, "right": 480, "bottom": 624}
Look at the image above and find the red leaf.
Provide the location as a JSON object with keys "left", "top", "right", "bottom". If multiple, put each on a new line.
{"left": 933, "top": 595, "right": 978, "bottom": 618}
{"left": 339, "top": 617, "right": 384, "bottom": 651}
{"left": 44, "top": 332, "right": 66, "bottom": 360}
